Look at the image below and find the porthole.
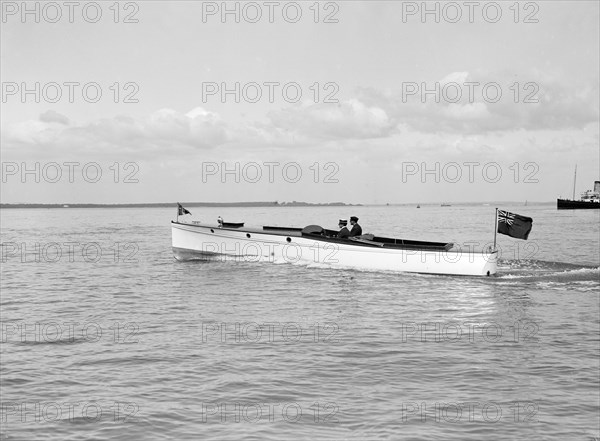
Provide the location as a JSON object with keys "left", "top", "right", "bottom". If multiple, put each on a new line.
{"left": 286, "top": 237, "right": 291, "bottom": 243}
{"left": 211, "top": 229, "right": 214, "bottom": 233}
{"left": 246, "top": 233, "right": 251, "bottom": 238}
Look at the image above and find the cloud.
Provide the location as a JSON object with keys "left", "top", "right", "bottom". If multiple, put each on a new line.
{"left": 266, "top": 99, "right": 396, "bottom": 140}
{"left": 39, "top": 110, "right": 70, "bottom": 125}
{"left": 356, "top": 70, "right": 599, "bottom": 134}
{"left": 2, "top": 107, "right": 230, "bottom": 158}
{"left": 440, "top": 71, "right": 469, "bottom": 85}
{"left": 3, "top": 74, "right": 598, "bottom": 165}
{"left": 4, "top": 101, "right": 399, "bottom": 161}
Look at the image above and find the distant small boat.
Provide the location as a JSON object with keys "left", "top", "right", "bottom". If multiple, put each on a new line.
{"left": 557, "top": 166, "right": 599, "bottom": 209}
{"left": 441, "top": 204, "right": 451, "bottom": 207}
{"left": 416, "top": 204, "right": 420, "bottom": 208}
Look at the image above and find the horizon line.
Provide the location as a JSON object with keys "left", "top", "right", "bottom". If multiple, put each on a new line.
{"left": 1, "top": 201, "right": 557, "bottom": 208}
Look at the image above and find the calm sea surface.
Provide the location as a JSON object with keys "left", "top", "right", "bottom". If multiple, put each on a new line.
{"left": 1, "top": 204, "right": 599, "bottom": 440}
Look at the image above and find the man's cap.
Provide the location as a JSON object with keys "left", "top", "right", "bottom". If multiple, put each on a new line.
{"left": 350, "top": 216, "right": 359, "bottom": 222}
{"left": 338, "top": 219, "right": 348, "bottom": 226}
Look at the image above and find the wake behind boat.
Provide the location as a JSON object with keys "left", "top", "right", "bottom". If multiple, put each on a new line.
{"left": 171, "top": 208, "right": 498, "bottom": 276}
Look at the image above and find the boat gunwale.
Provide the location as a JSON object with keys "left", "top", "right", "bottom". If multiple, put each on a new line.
{"left": 171, "top": 221, "right": 494, "bottom": 254}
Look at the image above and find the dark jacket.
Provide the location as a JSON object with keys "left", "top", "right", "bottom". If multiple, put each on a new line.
{"left": 349, "top": 223, "right": 362, "bottom": 237}
{"left": 338, "top": 227, "right": 350, "bottom": 238}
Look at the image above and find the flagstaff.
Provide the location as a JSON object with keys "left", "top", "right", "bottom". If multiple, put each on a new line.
{"left": 493, "top": 207, "right": 498, "bottom": 251}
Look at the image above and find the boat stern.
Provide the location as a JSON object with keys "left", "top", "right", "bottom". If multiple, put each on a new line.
{"left": 482, "top": 250, "right": 498, "bottom": 276}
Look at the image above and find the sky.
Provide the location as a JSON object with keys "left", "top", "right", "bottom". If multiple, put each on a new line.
{"left": 1, "top": 0, "right": 599, "bottom": 204}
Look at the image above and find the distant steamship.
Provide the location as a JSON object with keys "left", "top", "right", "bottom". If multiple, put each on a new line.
{"left": 557, "top": 167, "right": 600, "bottom": 209}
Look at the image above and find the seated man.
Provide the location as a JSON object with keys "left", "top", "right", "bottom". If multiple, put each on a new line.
{"left": 349, "top": 216, "right": 362, "bottom": 237}
{"left": 337, "top": 219, "right": 350, "bottom": 238}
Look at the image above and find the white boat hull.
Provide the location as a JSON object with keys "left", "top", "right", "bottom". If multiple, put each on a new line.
{"left": 171, "top": 222, "right": 497, "bottom": 276}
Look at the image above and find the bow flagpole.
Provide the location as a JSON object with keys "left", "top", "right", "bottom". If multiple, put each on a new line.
{"left": 493, "top": 207, "right": 498, "bottom": 251}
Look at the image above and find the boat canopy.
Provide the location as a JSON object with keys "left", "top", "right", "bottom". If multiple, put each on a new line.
{"left": 301, "top": 225, "right": 325, "bottom": 235}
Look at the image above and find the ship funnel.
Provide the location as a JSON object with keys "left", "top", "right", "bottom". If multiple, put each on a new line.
{"left": 595, "top": 181, "right": 600, "bottom": 193}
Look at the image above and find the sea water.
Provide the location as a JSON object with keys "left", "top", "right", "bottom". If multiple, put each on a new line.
{"left": 1, "top": 204, "right": 599, "bottom": 440}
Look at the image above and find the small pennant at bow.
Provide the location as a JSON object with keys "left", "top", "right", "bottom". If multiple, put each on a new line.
{"left": 177, "top": 203, "right": 191, "bottom": 216}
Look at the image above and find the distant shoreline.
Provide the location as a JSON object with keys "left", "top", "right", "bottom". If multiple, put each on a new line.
{"left": 1, "top": 201, "right": 554, "bottom": 209}
{"left": 0, "top": 201, "right": 361, "bottom": 209}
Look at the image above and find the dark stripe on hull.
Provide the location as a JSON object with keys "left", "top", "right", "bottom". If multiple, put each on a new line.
{"left": 172, "top": 247, "right": 234, "bottom": 261}
{"left": 557, "top": 199, "right": 600, "bottom": 209}
{"left": 173, "top": 247, "right": 218, "bottom": 262}
{"left": 172, "top": 246, "right": 265, "bottom": 262}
